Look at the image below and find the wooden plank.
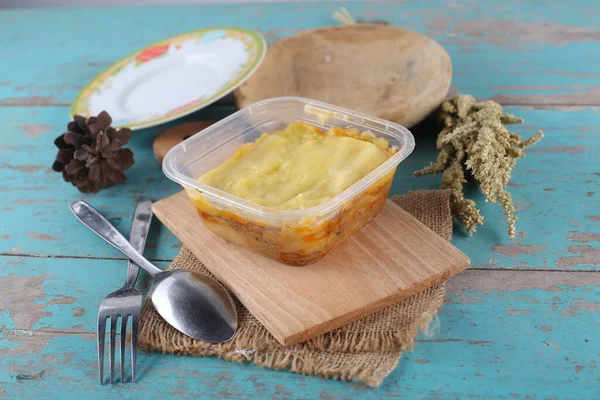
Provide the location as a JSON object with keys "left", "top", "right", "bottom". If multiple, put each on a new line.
{"left": 0, "top": 106, "right": 597, "bottom": 271}
{"left": 446, "top": 106, "right": 600, "bottom": 270}
{"left": 152, "top": 191, "right": 469, "bottom": 346}
{"left": 0, "top": 106, "right": 229, "bottom": 261}
{"left": 0, "top": 2, "right": 598, "bottom": 398}
{"left": 1, "top": 2, "right": 600, "bottom": 108}
{"left": 401, "top": 269, "right": 600, "bottom": 399}
{"left": 2, "top": 256, "right": 598, "bottom": 398}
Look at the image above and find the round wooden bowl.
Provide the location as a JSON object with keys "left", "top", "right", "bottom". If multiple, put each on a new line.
{"left": 234, "top": 24, "right": 452, "bottom": 128}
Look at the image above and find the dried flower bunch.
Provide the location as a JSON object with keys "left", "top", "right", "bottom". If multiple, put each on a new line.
{"left": 415, "top": 95, "right": 544, "bottom": 238}
{"left": 52, "top": 111, "right": 134, "bottom": 193}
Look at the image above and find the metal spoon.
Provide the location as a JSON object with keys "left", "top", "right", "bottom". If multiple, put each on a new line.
{"left": 70, "top": 200, "right": 237, "bottom": 343}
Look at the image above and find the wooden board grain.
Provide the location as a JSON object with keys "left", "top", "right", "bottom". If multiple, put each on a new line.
{"left": 152, "top": 191, "right": 470, "bottom": 346}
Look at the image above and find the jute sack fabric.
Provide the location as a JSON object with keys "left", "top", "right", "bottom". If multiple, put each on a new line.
{"left": 139, "top": 189, "right": 452, "bottom": 387}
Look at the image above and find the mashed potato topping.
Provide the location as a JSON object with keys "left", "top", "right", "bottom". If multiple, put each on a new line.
{"left": 199, "top": 121, "right": 394, "bottom": 210}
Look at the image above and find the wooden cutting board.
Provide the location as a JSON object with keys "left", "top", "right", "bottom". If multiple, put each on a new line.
{"left": 153, "top": 191, "right": 469, "bottom": 347}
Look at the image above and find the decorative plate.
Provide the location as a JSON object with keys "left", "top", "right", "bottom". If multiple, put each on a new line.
{"left": 71, "top": 28, "right": 266, "bottom": 130}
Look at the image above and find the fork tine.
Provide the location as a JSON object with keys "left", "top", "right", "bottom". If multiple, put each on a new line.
{"left": 97, "top": 315, "right": 107, "bottom": 384}
{"left": 131, "top": 313, "right": 139, "bottom": 382}
{"left": 120, "top": 314, "right": 129, "bottom": 383}
{"left": 109, "top": 316, "right": 117, "bottom": 384}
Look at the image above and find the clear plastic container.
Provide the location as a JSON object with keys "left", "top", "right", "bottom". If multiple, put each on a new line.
{"left": 163, "top": 97, "right": 415, "bottom": 265}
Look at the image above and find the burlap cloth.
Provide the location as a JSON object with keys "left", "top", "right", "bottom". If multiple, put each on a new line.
{"left": 139, "top": 189, "right": 452, "bottom": 387}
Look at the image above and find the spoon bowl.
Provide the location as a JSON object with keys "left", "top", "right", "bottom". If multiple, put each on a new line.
{"left": 70, "top": 200, "right": 238, "bottom": 343}
{"left": 151, "top": 270, "right": 237, "bottom": 342}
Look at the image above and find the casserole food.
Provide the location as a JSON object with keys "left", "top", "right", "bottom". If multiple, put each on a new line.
{"left": 163, "top": 97, "right": 414, "bottom": 265}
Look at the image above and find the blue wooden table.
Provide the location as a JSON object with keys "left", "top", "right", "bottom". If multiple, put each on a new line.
{"left": 1, "top": 2, "right": 599, "bottom": 399}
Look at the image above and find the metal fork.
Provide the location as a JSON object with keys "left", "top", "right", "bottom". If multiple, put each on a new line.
{"left": 97, "top": 198, "right": 152, "bottom": 384}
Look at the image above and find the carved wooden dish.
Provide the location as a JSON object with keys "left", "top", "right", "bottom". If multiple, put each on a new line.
{"left": 234, "top": 24, "right": 452, "bottom": 128}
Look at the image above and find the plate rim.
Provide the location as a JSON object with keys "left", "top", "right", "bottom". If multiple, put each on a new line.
{"left": 70, "top": 26, "right": 266, "bottom": 130}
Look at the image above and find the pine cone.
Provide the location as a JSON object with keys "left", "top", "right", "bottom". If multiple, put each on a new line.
{"left": 52, "top": 111, "right": 134, "bottom": 193}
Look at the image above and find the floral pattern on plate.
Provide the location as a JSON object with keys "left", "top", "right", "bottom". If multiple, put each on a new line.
{"left": 71, "top": 27, "right": 265, "bottom": 130}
